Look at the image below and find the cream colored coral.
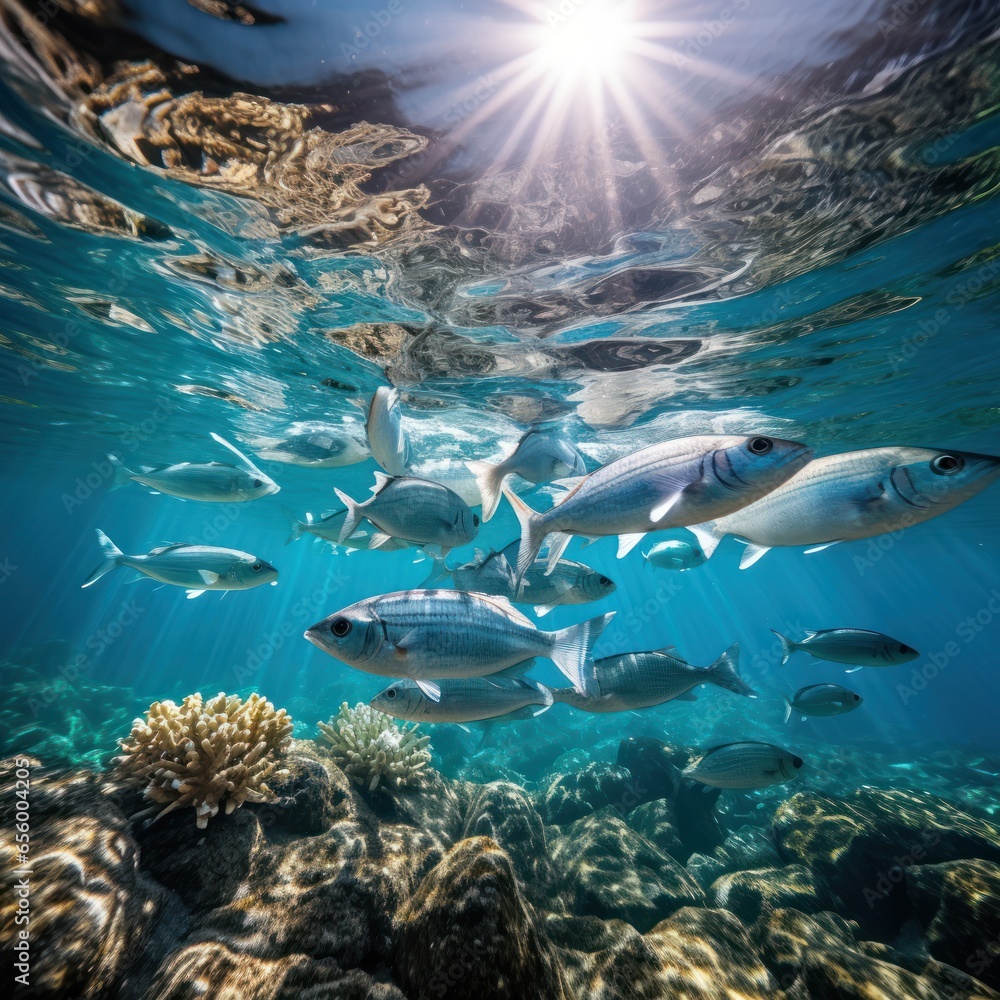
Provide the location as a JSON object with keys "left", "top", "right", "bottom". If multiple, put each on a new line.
{"left": 318, "top": 702, "right": 430, "bottom": 792}
{"left": 113, "top": 692, "right": 293, "bottom": 828}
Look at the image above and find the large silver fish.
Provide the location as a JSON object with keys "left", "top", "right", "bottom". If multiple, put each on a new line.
{"left": 81, "top": 529, "right": 278, "bottom": 599}
{"left": 335, "top": 473, "right": 479, "bottom": 555}
{"left": 504, "top": 435, "right": 813, "bottom": 577}
{"left": 773, "top": 627, "right": 918, "bottom": 670}
{"left": 683, "top": 742, "right": 803, "bottom": 789}
{"left": 304, "top": 589, "right": 614, "bottom": 695}
{"left": 466, "top": 428, "right": 588, "bottom": 520}
{"left": 108, "top": 432, "right": 279, "bottom": 501}
{"left": 690, "top": 446, "right": 1000, "bottom": 569}
{"left": 551, "top": 642, "right": 754, "bottom": 712}
{"left": 784, "top": 683, "right": 862, "bottom": 723}
{"left": 448, "top": 541, "right": 616, "bottom": 616}
{"left": 252, "top": 425, "right": 369, "bottom": 467}
{"left": 371, "top": 676, "right": 554, "bottom": 723}
{"left": 367, "top": 387, "right": 411, "bottom": 476}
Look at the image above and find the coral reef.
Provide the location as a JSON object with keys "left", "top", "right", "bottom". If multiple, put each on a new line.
{"left": 318, "top": 702, "right": 431, "bottom": 792}
{"left": 112, "top": 692, "right": 293, "bottom": 828}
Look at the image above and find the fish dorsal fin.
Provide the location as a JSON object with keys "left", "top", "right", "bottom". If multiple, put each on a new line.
{"left": 370, "top": 471, "right": 395, "bottom": 493}
{"left": 617, "top": 532, "right": 646, "bottom": 558}
{"left": 652, "top": 645, "right": 678, "bottom": 655}
{"left": 415, "top": 679, "right": 441, "bottom": 702}
{"left": 802, "top": 630, "right": 819, "bottom": 638}
{"left": 738, "top": 542, "right": 771, "bottom": 570}
{"left": 474, "top": 592, "right": 535, "bottom": 627}
{"left": 210, "top": 432, "right": 265, "bottom": 476}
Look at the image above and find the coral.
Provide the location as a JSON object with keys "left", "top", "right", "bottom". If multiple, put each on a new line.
{"left": 111, "top": 692, "right": 293, "bottom": 829}
{"left": 318, "top": 702, "right": 430, "bottom": 792}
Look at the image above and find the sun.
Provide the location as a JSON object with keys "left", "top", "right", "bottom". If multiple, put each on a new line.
{"left": 533, "top": 1, "right": 634, "bottom": 81}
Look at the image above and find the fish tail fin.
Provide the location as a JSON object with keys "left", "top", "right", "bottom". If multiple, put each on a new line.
{"left": 783, "top": 698, "right": 793, "bottom": 724}
{"left": 502, "top": 486, "right": 546, "bottom": 581}
{"left": 688, "top": 523, "right": 722, "bottom": 559}
{"left": 706, "top": 642, "right": 756, "bottom": 697}
{"left": 418, "top": 553, "right": 451, "bottom": 587}
{"left": 106, "top": 453, "right": 133, "bottom": 490}
{"left": 548, "top": 611, "right": 614, "bottom": 696}
{"left": 466, "top": 459, "right": 505, "bottom": 521}
{"left": 284, "top": 507, "right": 309, "bottom": 544}
{"left": 334, "top": 489, "right": 363, "bottom": 542}
{"left": 82, "top": 529, "right": 122, "bottom": 587}
{"left": 772, "top": 629, "right": 795, "bottom": 666}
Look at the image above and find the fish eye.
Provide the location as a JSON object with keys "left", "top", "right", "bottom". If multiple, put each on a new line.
{"left": 598, "top": 575, "right": 612, "bottom": 587}
{"left": 252, "top": 562, "right": 261, "bottom": 571}
{"left": 472, "top": 514, "right": 480, "bottom": 526}
{"left": 252, "top": 478, "right": 263, "bottom": 488}
{"left": 899, "top": 644, "right": 910, "bottom": 654}
{"left": 386, "top": 688, "right": 397, "bottom": 700}
{"left": 791, "top": 755, "right": 804, "bottom": 768}
{"left": 854, "top": 694, "right": 862, "bottom": 701}
{"left": 747, "top": 437, "right": 773, "bottom": 455}
{"left": 331, "top": 618, "right": 352, "bottom": 637}
{"left": 931, "top": 454, "right": 964, "bottom": 475}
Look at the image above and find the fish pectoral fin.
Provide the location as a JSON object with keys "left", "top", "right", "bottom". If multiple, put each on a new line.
{"left": 738, "top": 542, "right": 771, "bottom": 569}
{"left": 185, "top": 589, "right": 206, "bottom": 600}
{"left": 210, "top": 432, "right": 264, "bottom": 475}
{"left": 394, "top": 628, "right": 432, "bottom": 657}
{"left": 534, "top": 604, "right": 559, "bottom": 618}
{"left": 367, "top": 532, "right": 395, "bottom": 550}
{"left": 415, "top": 679, "right": 441, "bottom": 702}
{"left": 649, "top": 491, "right": 684, "bottom": 524}
{"left": 456, "top": 723, "right": 472, "bottom": 733}
{"left": 804, "top": 541, "right": 842, "bottom": 554}
{"left": 197, "top": 570, "right": 220, "bottom": 585}
{"left": 617, "top": 532, "right": 646, "bottom": 558}
{"left": 845, "top": 666, "right": 863, "bottom": 674}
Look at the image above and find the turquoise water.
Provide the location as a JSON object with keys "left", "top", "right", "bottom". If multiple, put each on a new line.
{"left": 5, "top": 5, "right": 1000, "bottom": 999}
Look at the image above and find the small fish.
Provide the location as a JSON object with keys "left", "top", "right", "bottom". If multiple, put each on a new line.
{"left": 466, "top": 428, "right": 587, "bottom": 520}
{"left": 371, "top": 676, "right": 554, "bottom": 723}
{"left": 448, "top": 541, "right": 615, "bottom": 615}
{"left": 552, "top": 642, "right": 754, "bottom": 712}
{"left": 784, "top": 683, "right": 863, "bottom": 722}
{"left": 335, "top": 473, "right": 479, "bottom": 555}
{"left": 683, "top": 742, "right": 804, "bottom": 789}
{"left": 253, "top": 425, "right": 369, "bottom": 467}
{"left": 81, "top": 529, "right": 278, "bottom": 599}
{"left": 503, "top": 435, "right": 813, "bottom": 579}
{"left": 108, "top": 432, "right": 279, "bottom": 501}
{"left": 304, "top": 589, "right": 614, "bottom": 695}
{"left": 690, "top": 447, "right": 1000, "bottom": 569}
{"left": 772, "top": 628, "right": 918, "bottom": 670}
{"left": 284, "top": 508, "right": 412, "bottom": 552}
{"left": 367, "top": 387, "right": 412, "bottom": 476}
{"left": 643, "top": 539, "right": 707, "bottom": 571}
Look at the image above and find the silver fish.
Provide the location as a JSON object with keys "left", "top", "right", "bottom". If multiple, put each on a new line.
{"left": 466, "top": 428, "right": 587, "bottom": 520}
{"left": 643, "top": 539, "right": 707, "bottom": 571}
{"left": 335, "top": 473, "right": 479, "bottom": 555}
{"left": 503, "top": 435, "right": 813, "bottom": 578}
{"left": 81, "top": 529, "right": 278, "bottom": 599}
{"left": 552, "top": 642, "right": 754, "bottom": 712}
{"left": 108, "top": 432, "right": 279, "bottom": 501}
{"left": 371, "top": 676, "right": 554, "bottom": 723}
{"left": 683, "top": 742, "right": 803, "bottom": 789}
{"left": 448, "top": 542, "right": 615, "bottom": 616}
{"left": 253, "top": 425, "right": 368, "bottom": 467}
{"left": 773, "top": 627, "right": 918, "bottom": 670}
{"left": 690, "top": 446, "right": 1000, "bottom": 569}
{"left": 304, "top": 589, "right": 614, "bottom": 695}
{"left": 367, "top": 387, "right": 411, "bottom": 477}
{"left": 784, "top": 683, "right": 863, "bottom": 723}
{"left": 285, "top": 507, "right": 412, "bottom": 552}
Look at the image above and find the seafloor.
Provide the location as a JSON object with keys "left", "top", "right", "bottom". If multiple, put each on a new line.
{"left": 3, "top": 655, "right": 1000, "bottom": 1000}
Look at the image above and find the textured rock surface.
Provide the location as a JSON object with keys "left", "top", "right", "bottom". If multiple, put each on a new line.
{"left": 550, "top": 807, "right": 705, "bottom": 931}
{"left": 626, "top": 798, "right": 685, "bottom": 862}
{"left": 710, "top": 864, "right": 831, "bottom": 923}
{"left": 267, "top": 743, "right": 356, "bottom": 835}
{"left": 688, "top": 825, "right": 784, "bottom": 890}
{"left": 772, "top": 788, "right": 1000, "bottom": 933}
{"left": 539, "top": 761, "right": 637, "bottom": 825}
{"left": 907, "top": 859, "right": 1000, "bottom": 990}
{"left": 394, "top": 836, "right": 569, "bottom": 1000}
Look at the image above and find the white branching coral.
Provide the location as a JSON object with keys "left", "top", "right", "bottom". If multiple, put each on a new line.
{"left": 318, "top": 702, "right": 430, "bottom": 791}
{"left": 112, "top": 692, "right": 293, "bottom": 828}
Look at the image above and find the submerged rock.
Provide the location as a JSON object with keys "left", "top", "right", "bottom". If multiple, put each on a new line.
{"left": 687, "top": 825, "right": 784, "bottom": 890}
{"left": 710, "top": 864, "right": 832, "bottom": 924}
{"left": 394, "top": 836, "right": 569, "bottom": 1000}
{"left": 539, "top": 761, "right": 637, "bottom": 825}
{"left": 625, "top": 798, "right": 685, "bottom": 862}
{"left": 772, "top": 788, "right": 1000, "bottom": 934}
{"left": 907, "top": 859, "right": 1000, "bottom": 990}
{"left": 549, "top": 807, "right": 705, "bottom": 932}
{"left": 267, "top": 743, "right": 356, "bottom": 836}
